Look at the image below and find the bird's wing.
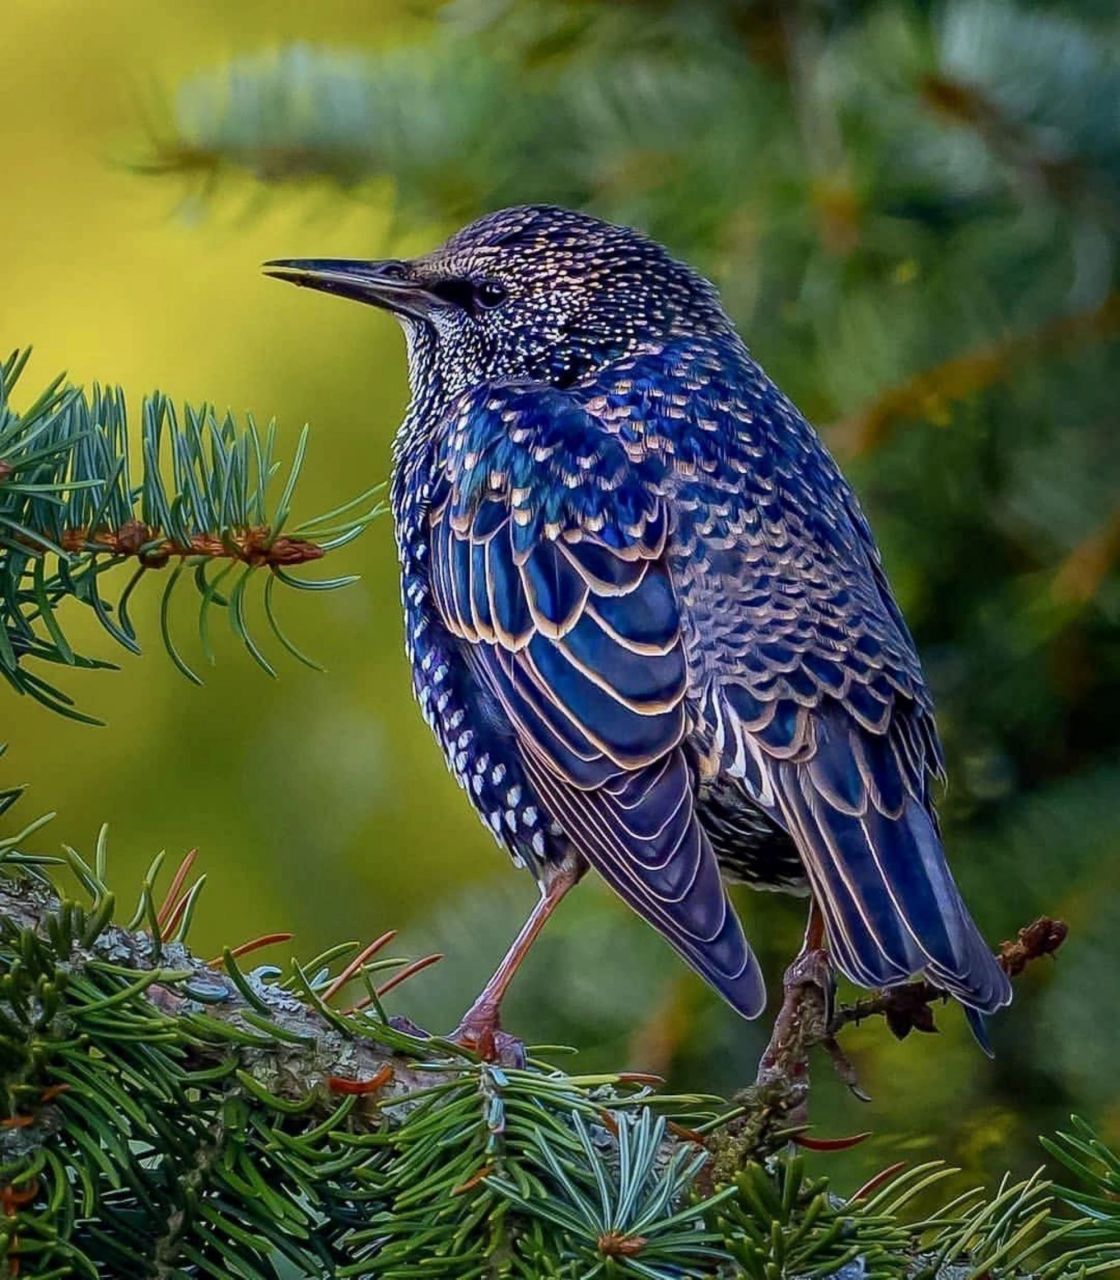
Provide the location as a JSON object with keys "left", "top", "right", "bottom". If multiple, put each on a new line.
{"left": 428, "top": 382, "right": 765, "bottom": 1018}
{"left": 676, "top": 376, "right": 1011, "bottom": 1013}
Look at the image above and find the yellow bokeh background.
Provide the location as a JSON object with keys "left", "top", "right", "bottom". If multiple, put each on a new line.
{"left": 1, "top": 1, "right": 536, "bottom": 969}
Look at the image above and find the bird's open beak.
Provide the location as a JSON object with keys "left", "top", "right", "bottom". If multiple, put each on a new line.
{"left": 263, "top": 258, "right": 441, "bottom": 320}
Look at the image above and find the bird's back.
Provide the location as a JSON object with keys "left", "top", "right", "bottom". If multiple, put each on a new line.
{"left": 598, "top": 333, "right": 1009, "bottom": 1013}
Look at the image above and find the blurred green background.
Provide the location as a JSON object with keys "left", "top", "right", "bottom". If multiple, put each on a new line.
{"left": 3, "top": 0, "right": 1118, "bottom": 1189}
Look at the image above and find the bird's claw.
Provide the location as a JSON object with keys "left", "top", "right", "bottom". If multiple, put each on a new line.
{"left": 449, "top": 1005, "right": 527, "bottom": 1067}
{"left": 785, "top": 951, "right": 870, "bottom": 1099}
{"left": 388, "top": 1014, "right": 432, "bottom": 1040}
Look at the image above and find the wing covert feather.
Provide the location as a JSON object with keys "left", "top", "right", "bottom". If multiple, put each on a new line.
{"left": 429, "top": 384, "right": 765, "bottom": 1019}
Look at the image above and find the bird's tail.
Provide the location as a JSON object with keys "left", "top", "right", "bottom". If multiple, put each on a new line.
{"left": 774, "top": 760, "right": 1012, "bottom": 1018}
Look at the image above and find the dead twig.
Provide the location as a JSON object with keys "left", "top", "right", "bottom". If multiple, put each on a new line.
{"left": 836, "top": 915, "right": 1068, "bottom": 1037}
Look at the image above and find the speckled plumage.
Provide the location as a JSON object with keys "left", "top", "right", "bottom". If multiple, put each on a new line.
{"left": 287, "top": 205, "right": 1012, "bottom": 1021}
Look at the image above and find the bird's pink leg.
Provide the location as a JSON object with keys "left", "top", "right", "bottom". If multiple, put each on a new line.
{"left": 791, "top": 897, "right": 834, "bottom": 1028}
{"left": 803, "top": 898, "right": 826, "bottom": 953}
{"left": 450, "top": 858, "right": 583, "bottom": 1064}
{"left": 755, "top": 896, "right": 868, "bottom": 1110}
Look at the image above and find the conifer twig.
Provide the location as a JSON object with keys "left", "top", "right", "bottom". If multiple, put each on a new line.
{"left": 0, "top": 836, "right": 1107, "bottom": 1276}
{"left": 53, "top": 518, "right": 325, "bottom": 568}
{"left": 707, "top": 916, "right": 1068, "bottom": 1179}
{"left": 0, "top": 350, "right": 385, "bottom": 714}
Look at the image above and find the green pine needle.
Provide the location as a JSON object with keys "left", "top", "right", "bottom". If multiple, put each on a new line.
{"left": 0, "top": 782, "right": 1116, "bottom": 1277}
{"left": 0, "top": 350, "right": 385, "bottom": 716}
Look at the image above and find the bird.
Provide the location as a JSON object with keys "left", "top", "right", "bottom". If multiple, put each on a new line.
{"left": 265, "top": 205, "right": 1012, "bottom": 1058}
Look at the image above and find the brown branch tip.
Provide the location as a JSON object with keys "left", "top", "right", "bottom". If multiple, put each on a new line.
{"left": 58, "top": 519, "right": 324, "bottom": 568}
{"left": 998, "top": 915, "right": 1069, "bottom": 976}
{"left": 835, "top": 915, "right": 1069, "bottom": 1040}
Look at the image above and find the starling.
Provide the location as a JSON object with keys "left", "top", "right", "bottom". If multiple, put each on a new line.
{"left": 266, "top": 206, "right": 1012, "bottom": 1055}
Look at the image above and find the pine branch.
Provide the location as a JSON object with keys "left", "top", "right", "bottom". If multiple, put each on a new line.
{"left": 0, "top": 350, "right": 384, "bottom": 719}
{"left": 827, "top": 292, "right": 1120, "bottom": 459}
{"left": 135, "top": 42, "right": 589, "bottom": 226}
{"left": 0, "top": 838, "right": 744, "bottom": 1278}
{"left": 920, "top": 2, "right": 1120, "bottom": 212}
{"left": 135, "top": 3, "right": 1120, "bottom": 251}
{"left": 133, "top": 34, "right": 767, "bottom": 250}
{"left": 0, "top": 817, "right": 1112, "bottom": 1277}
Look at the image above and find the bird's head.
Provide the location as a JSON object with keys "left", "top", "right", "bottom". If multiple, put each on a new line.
{"left": 265, "top": 205, "right": 730, "bottom": 399}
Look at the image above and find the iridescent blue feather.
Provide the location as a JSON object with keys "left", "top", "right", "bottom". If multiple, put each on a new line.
{"left": 413, "top": 338, "right": 1010, "bottom": 1018}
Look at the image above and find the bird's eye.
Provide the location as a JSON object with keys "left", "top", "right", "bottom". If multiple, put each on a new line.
{"left": 474, "top": 280, "right": 508, "bottom": 309}
{"left": 428, "top": 277, "right": 509, "bottom": 314}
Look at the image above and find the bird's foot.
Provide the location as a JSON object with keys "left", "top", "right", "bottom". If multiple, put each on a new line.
{"left": 821, "top": 1033, "right": 871, "bottom": 1101}
{"left": 785, "top": 947, "right": 836, "bottom": 1028}
{"left": 756, "top": 947, "right": 836, "bottom": 1102}
{"left": 448, "top": 1002, "right": 526, "bottom": 1068}
{"left": 778, "top": 950, "right": 870, "bottom": 1100}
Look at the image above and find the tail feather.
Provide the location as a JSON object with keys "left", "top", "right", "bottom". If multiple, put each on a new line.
{"left": 776, "top": 759, "right": 1011, "bottom": 1015}
{"left": 964, "top": 1006, "right": 995, "bottom": 1057}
